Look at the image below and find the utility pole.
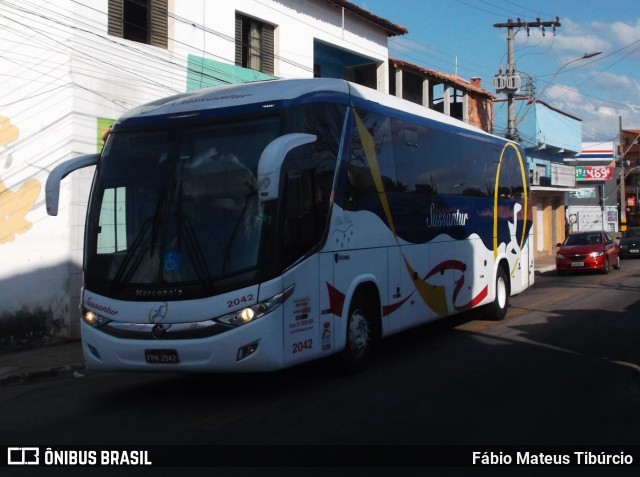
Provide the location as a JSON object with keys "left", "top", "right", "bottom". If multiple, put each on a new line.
{"left": 620, "top": 116, "right": 626, "bottom": 232}
{"left": 493, "top": 18, "right": 561, "bottom": 140}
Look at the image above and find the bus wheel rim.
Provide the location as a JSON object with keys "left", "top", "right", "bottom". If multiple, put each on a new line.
{"left": 348, "top": 310, "right": 369, "bottom": 358}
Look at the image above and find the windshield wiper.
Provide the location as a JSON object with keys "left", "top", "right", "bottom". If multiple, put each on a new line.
{"left": 110, "top": 217, "right": 153, "bottom": 292}
{"left": 175, "top": 214, "right": 212, "bottom": 294}
{"left": 175, "top": 184, "right": 212, "bottom": 293}
{"left": 222, "top": 181, "right": 258, "bottom": 273}
{"left": 111, "top": 187, "right": 167, "bottom": 292}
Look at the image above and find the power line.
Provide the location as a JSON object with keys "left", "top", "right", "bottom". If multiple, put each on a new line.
{"left": 493, "top": 17, "right": 562, "bottom": 140}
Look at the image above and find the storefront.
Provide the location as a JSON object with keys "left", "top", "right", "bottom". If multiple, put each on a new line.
{"left": 568, "top": 143, "right": 617, "bottom": 234}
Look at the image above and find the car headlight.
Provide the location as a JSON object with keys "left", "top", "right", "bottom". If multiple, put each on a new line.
{"left": 556, "top": 253, "right": 565, "bottom": 259}
{"left": 590, "top": 251, "right": 605, "bottom": 258}
{"left": 215, "top": 285, "right": 295, "bottom": 327}
{"left": 81, "top": 307, "right": 113, "bottom": 327}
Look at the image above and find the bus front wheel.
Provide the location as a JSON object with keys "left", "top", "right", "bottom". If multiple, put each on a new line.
{"left": 339, "top": 294, "right": 375, "bottom": 373}
{"left": 482, "top": 267, "right": 509, "bottom": 321}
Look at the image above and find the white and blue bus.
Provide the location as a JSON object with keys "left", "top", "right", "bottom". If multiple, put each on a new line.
{"left": 46, "top": 78, "right": 533, "bottom": 373}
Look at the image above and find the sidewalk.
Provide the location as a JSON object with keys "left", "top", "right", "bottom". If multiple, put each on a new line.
{"left": 0, "top": 256, "right": 557, "bottom": 386}
{"left": 0, "top": 338, "right": 85, "bottom": 386}
{"left": 533, "top": 254, "right": 557, "bottom": 274}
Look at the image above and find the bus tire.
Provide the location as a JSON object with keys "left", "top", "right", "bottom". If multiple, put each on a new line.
{"left": 339, "top": 293, "right": 375, "bottom": 373}
{"left": 482, "top": 266, "right": 509, "bottom": 321}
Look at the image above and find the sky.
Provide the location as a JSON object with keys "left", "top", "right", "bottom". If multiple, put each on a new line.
{"left": 355, "top": 0, "right": 640, "bottom": 143}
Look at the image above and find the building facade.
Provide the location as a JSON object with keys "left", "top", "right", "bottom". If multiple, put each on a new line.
{"left": 568, "top": 142, "right": 617, "bottom": 234}
{"left": 388, "top": 59, "right": 495, "bottom": 133}
{"left": 619, "top": 129, "right": 640, "bottom": 230}
{"left": 0, "top": 0, "right": 408, "bottom": 339}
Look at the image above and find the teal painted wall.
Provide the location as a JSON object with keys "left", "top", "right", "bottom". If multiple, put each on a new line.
{"left": 186, "top": 55, "right": 276, "bottom": 91}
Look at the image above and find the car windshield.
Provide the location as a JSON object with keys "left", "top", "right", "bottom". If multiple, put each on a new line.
{"left": 565, "top": 233, "right": 601, "bottom": 246}
{"left": 623, "top": 228, "right": 640, "bottom": 238}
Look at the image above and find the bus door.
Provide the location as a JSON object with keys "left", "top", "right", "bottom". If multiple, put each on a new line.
{"left": 274, "top": 136, "right": 339, "bottom": 365}
{"left": 385, "top": 245, "right": 403, "bottom": 334}
{"left": 318, "top": 251, "right": 336, "bottom": 355}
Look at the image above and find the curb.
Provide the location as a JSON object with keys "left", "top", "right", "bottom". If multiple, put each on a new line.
{"left": 0, "top": 364, "right": 87, "bottom": 387}
{"left": 535, "top": 265, "right": 556, "bottom": 274}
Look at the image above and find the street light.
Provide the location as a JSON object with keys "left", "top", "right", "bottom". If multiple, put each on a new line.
{"left": 514, "top": 51, "right": 602, "bottom": 128}
{"left": 621, "top": 165, "right": 640, "bottom": 182}
{"left": 538, "top": 51, "right": 602, "bottom": 99}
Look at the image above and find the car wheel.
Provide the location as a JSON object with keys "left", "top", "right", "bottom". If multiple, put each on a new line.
{"left": 613, "top": 255, "right": 621, "bottom": 270}
{"left": 601, "top": 257, "right": 610, "bottom": 274}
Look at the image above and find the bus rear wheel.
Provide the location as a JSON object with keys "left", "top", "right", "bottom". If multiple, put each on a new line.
{"left": 482, "top": 267, "right": 509, "bottom": 321}
{"left": 339, "top": 294, "right": 375, "bottom": 373}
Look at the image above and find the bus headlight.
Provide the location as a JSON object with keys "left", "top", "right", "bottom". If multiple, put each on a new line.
{"left": 215, "top": 285, "right": 295, "bottom": 327}
{"left": 81, "top": 307, "right": 112, "bottom": 327}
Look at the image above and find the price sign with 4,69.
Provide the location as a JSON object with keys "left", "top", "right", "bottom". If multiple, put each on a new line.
{"left": 576, "top": 166, "right": 613, "bottom": 181}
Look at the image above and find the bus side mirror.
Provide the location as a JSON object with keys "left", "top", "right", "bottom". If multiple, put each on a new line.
{"left": 46, "top": 154, "right": 100, "bottom": 216}
{"left": 257, "top": 133, "right": 316, "bottom": 201}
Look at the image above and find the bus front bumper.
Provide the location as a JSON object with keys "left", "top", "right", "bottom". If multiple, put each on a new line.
{"left": 80, "top": 316, "right": 284, "bottom": 373}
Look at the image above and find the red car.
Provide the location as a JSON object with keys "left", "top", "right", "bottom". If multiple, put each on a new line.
{"left": 556, "top": 230, "right": 620, "bottom": 275}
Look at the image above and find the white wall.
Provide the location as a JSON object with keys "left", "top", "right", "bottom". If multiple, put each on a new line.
{"left": 172, "top": 0, "right": 390, "bottom": 87}
{"left": 1, "top": 1, "right": 76, "bottom": 333}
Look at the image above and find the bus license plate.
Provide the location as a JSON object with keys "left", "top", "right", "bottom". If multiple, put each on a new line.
{"left": 145, "top": 349, "right": 179, "bottom": 364}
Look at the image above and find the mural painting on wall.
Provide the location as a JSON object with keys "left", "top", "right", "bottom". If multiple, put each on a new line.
{"left": 98, "top": 117, "right": 115, "bottom": 152}
{"left": 0, "top": 116, "right": 41, "bottom": 244}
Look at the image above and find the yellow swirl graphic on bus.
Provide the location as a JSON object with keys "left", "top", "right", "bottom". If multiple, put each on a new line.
{"left": 492, "top": 141, "right": 528, "bottom": 276}
{"left": 353, "top": 108, "right": 449, "bottom": 315}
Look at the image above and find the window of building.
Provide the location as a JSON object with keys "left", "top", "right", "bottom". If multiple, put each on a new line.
{"left": 108, "top": 0, "right": 168, "bottom": 49}
{"left": 235, "top": 13, "right": 275, "bottom": 75}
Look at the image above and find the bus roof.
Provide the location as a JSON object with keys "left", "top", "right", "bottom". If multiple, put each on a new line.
{"left": 117, "top": 78, "right": 504, "bottom": 141}
{"left": 119, "top": 78, "right": 350, "bottom": 121}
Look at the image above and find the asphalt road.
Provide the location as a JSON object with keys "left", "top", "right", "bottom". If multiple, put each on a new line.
{"left": 1, "top": 259, "right": 640, "bottom": 474}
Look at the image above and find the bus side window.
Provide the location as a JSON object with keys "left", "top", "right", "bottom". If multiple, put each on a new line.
{"left": 282, "top": 148, "right": 337, "bottom": 264}
{"left": 346, "top": 157, "right": 375, "bottom": 209}
{"left": 345, "top": 110, "right": 394, "bottom": 211}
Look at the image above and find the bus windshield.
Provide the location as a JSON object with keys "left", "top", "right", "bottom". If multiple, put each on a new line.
{"left": 85, "top": 117, "right": 281, "bottom": 297}
{"left": 84, "top": 101, "right": 345, "bottom": 300}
